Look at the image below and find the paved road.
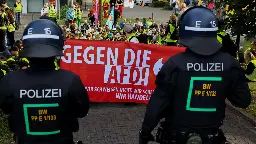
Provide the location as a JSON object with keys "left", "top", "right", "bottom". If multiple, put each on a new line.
{"left": 122, "top": 5, "right": 172, "bottom": 23}
{"left": 84, "top": 4, "right": 172, "bottom": 23}
{"left": 74, "top": 103, "right": 256, "bottom": 144}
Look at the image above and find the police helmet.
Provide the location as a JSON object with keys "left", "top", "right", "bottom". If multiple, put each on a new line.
{"left": 178, "top": 6, "right": 221, "bottom": 56}
{"left": 22, "top": 19, "right": 64, "bottom": 58}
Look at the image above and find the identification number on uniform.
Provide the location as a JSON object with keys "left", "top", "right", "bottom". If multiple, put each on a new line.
{"left": 186, "top": 77, "right": 222, "bottom": 112}
{"left": 23, "top": 103, "right": 60, "bottom": 135}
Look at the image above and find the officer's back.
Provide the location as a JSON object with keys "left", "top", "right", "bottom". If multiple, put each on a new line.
{"left": 167, "top": 5, "right": 251, "bottom": 133}
{"left": 139, "top": 6, "right": 251, "bottom": 144}
{"left": 0, "top": 19, "right": 90, "bottom": 144}
{"left": 168, "top": 50, "right": 249, "bottom": 127}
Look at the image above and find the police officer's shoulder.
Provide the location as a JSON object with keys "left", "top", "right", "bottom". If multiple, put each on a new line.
{"left": 0, "top": 70, "right": 19, "bottom": 83}
{"left": 161, "top": 53, "right": 183, "bottom": 71}
{"left": 168, "top": 51, "right": 189, "bottom": 68}
{"left": 223, "top": 52, "right": 242, "bottom": 69}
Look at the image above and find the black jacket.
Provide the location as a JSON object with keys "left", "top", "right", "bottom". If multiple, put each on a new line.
{"left": 0, "top": 64, "right": 90, "bottom": 143}
{"left": 141, "top": 50, "right": 251, "bottom": 134}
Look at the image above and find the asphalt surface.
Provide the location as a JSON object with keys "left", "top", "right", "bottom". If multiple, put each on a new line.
{"left": 122, "top": 5, "right": 172, "bottom": 23}
{"left": 83, "top": 4, "right": 172, "bottom": 23}
{"left": 73, "top": 103, "right": 256, "bottom": 144}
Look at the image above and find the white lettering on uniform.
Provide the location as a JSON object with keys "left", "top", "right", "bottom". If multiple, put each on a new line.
{"left": 28, "top": 28, "right": 33, "bottom": 35}
{"left": 19, "top": 89, "right": 62, "bottom": 99}
{"left": 196, "top": 21, "right": 201, "bottom": 27}
{"left": 186, "top": 63, "right": 224, "bottom": 71}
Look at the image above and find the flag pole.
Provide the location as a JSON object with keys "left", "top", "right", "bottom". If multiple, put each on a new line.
{"left": 99, "top": 0, "right": 103, "bottom": 26}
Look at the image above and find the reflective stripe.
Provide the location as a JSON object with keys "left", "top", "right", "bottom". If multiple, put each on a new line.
{"left": 54, "top": 60, "right": 59, "bottom": 70}
{"left": 0, "top": 13, "right": 7, "bottom": 30}
{"left": 23, "top": 34, "right": 60, "bottom": 40}
{"left": 217, "top": 31, "right": 226, "bottom": 44}
{"left": 185, "top": 26, "right": 218, "bottom": 32}
{"left": 147, "top": 39, "right": 151, "bottom": 44}
{"left": 246, "top": 60, "right": 256, "bottom": 81}
{"left": 7, "top": 57, "right": 15, "bottom": 61}
{"left": 127, "top": 33, "right": 137, "bottom": 42}
{"left": 22, "top": 58, "right": 29, "bottom": 64}
{"left": 1, "top": 69, "right": 6, "bottom": 75}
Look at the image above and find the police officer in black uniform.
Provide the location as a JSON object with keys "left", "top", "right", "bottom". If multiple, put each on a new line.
{"left": 139, "top": 6, "right": 251, "bottom": 144}
{"left": 0, "top": 19, "right": 90, "bottom": 144}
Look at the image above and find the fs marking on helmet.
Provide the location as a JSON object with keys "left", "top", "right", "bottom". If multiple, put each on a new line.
{"left": 185, "top": 21, "right": 218, "bottom": 32}
{"left": 23, "top": 28, "right": 60, "bottom": 40}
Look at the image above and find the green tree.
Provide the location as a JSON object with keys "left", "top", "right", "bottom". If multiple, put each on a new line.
{"left": 216, "top": 0, "right": 256, "bottom": 39}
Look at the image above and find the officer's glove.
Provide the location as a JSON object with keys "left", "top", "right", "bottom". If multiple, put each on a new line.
{"left": 139, "top": 130, "right": 155, "bottom": 144}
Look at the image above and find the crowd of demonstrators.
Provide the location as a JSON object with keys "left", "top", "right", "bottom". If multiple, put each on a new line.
{"left": 55, "top": 1, "right": 256, "bottom": 84}
{"left": 62, "top": 15, "right": 169, "bottom": 45}
{"left": 65, "top": 3, "right": 83, "bottom": 29}
{"left": 241, "top": 40, "right": 256, "bottom": 82}
{"left": 0, "top": 1, "right": 19, "bottom": 55}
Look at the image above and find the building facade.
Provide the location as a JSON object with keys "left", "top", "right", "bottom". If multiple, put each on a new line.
{"left": 6, "top": 0, "right": 68, "bottom": 13}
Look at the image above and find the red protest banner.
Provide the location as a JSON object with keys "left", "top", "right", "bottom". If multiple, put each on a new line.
{"left": 60, "top": 40, "right": 185, "bottom": 103}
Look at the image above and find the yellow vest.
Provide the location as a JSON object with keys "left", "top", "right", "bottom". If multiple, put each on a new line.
{"left": 225, "top": 5, "right": 229, "bottom": 11}
{"left": 147, "top": 21, "right": 152, "bottom": 27}
{"left": 198, "top": 0, "right": 201, "bottom": 6}
{"left": 1, "top": 69, "right": 6, "bottom": 76}
{"left": 147, "top": 39, "right": 152, "bottom": 44}
{"left": 166, "top": 24, "right": 177, "bottom": 43}
{"left": 217, "top": 31, "right": 226, "bottom": 44}
{"left": 127, "top": 33, "right": 138, "bottom": 42}
{"left": 158, "top": 36, "right": 162, "bottom": 45}
{"left": 15, "top": 2, "right": 22, "bottom": 12}
{"left": 76, "top": 9, "right": 83, "bottom": 19}
{"left": 54, "top": 59, "right": 59, "bottom": 70}
{"left": 8, "top": 23, "right": 15, "bottom": 32}
{"left": 246, "top": 60, "right": 256, "bottom": 82}
{"left": 226, "top": 9, "right": 234, "bottom": 17}
{"left": 0, "top": 12, "right": 7, "bottom": 30}
{"left": 49, "top": 6, "right": 57, "bottom": 18}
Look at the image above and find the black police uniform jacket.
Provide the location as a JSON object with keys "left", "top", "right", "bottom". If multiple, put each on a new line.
{"left": 141, "top": 49, "right": 251, "bottom": 134}
{"left": 0, "top": 66, "right": 90, "bottom": 143}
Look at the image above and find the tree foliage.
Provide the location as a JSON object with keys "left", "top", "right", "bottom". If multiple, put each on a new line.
{"left": 216, "top": 0, "right": 256, "bottom": 39}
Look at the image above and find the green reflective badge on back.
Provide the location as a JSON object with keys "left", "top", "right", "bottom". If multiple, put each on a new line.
{"left": 186, "top": 77, "right": 222, "bottom": 112}
{"left": 23, "top": 103, "right": 60, "bottom": 135}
